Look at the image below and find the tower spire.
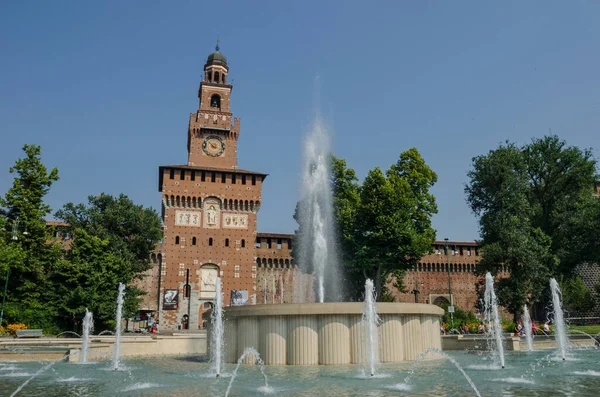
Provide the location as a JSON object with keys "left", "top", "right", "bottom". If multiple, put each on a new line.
{"left": 216, "top": 38, "right": 220, "bottom": 52}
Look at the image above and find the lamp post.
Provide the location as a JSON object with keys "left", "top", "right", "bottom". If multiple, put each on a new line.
{"left": 412, "top": 280, "right": 423, "bottom": 303}
{"left": 444, "top": 237, "right": 454, "bottom": 329}
{"left": 0, "top": 217, "right": 22, "bottom": 325}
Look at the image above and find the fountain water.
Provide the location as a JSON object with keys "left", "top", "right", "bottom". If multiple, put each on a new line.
{"left": 362, "top": 279, "right": 380, "bottom": 377}
{"left": 523, "top": 305, "right": 533, "bottom": 352}
{"left": 81, "top": 309, "right": 94, "bottom": 363}
{"left": 568, "top": 329, "right": 600, "bottom": 347}
{"left": 549, "top": 278, "right": 568, "bottom": 360}
{"left": 209, "top": 277, "right": 224, "bottom": 378}
{"left": 295, "top": 116, "right": 341, "bottom": 303}
{"left": 224, "top": 347, "right": 270, "bottom": 397}
{"left": 10, "top": 353, "right": 71, "bottom": 397}
{"left": 399, "top": 348, "right": 482, "bottom": 397}
{"left": 112, "top": 283, "right": 126, "bottom": 370}
{"left": 484, "top": 272, "right": 505, "bottom": 368}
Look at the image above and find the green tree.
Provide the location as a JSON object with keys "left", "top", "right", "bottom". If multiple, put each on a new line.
{"left": 49, "top": 229, "right": 144, "bottom": 330}
{"left": 558, "top": 275, "right": 595, "bottom": 315}
{"left": 54, "top": 194, "right": 162, "bottom": 330}
{"left": 0, "top": 144, "right": 61, "bottom": 329}
{"left": 523, "top": 136, "right": 600, "bottom": 273}
{"left": 466, "top": 136, "right": 599, "bottom": 319}
{"left": 351, "top": 148, "right": 438, "bottom": 299}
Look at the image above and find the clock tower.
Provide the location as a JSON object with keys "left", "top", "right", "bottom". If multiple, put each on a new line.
{"left": 187, "top": 43, "right": 240, "bottom": 169}
{"left": 157, "top": 44, "right": 266, "bottom": 330}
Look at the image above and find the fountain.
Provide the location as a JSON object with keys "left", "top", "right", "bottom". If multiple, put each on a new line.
{"left": 295, "top": 115, "right": 341, "bottom": 303}
{"left": 80, "top": 309, "right": 94, "bottom": 363}
{"left": 483, "top": 272, "right": 505, "bottom": 368}
{"left": 523, "top": 305, "right": 533, "bottom": 352}
{"left": 209, "top": 277, "right": 224, "bottom": 377}
{"left": 549, "top": 278, "right": 568, "bottom": 360}
{"left": 362, "top": 279, "right": 380, "bottom": 377}
{"left": 225, "top": 347, "right": 270, "bottom": 397}
{"left": 400, "top": 348, "right": 482, "bottom": 397}
{"left": 112, "top": 283, "right": 126, "bottom": 371}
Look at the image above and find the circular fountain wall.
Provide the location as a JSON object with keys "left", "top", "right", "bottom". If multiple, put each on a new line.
{"left": 222, "top": 302, "right": 444, "bottom": 365}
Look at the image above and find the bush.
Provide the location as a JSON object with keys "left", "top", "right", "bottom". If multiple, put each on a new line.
{"left": 0, "top": 325, "right": 10, "bottom": 337}
{"left": 6, "top": 323, "right": 27, "bottom": 337}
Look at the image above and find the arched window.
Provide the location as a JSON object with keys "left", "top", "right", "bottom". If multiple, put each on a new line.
{"left": 210, "top": 94, "right": 221, "bottom": 108}
{"left": 214, "top": 72, "right": 220, "bottom": 83}
{"left": 225, "top": 238, "right": 229, "bottom": 247}
{"left": 241, "top": 239, "right": 245, "bottom": 248}
{"left": 209, "top": 237, "right": 213, "bottom": 246}
{"left": 192, "top": 237, "right": 197, "bottom": 246}
{"left": 175, "top": 236, "right": 180, "bottom": 245}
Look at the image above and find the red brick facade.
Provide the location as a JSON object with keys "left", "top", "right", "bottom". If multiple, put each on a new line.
{"left": 156, "top": 47, "right": 266, "bottom": 330}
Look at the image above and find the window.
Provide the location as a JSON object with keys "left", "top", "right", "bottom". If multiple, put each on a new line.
{"left": 175, "top": 236, "right": 180, "bottom": 245}
{"left": 252, "top": 175, "right": 256, "bottom": 185}
{"left": 201, "top": 171, "right": 206, "bottom": 182}
{"left": 169, "top": 169, "right": 174, "bottom": 179}
{"left": 209, "top": 237, "right": 213, "bottom": 246}
{"left": 241, "top": 239, "right": 245, "bottom": 248}
{"left": 277, "top": 240, "right": 282, "bottom": 249}
{"left": 221, "top": 173, "right": 226, "bottom": 183}
{"left": 191, "top": 171, "right": 195, "bottom": 181}
{"left": 242, "top": 175, "right": 246, "bottom": 185}
{"left": 266, "top": 239, "right": 272, "bottom": 249}
{"left": 467, "top": 248, "right": 471, "bottom": 256}
{"left": 192, "top": 237, "right": 197, "bottom": 246}
{"left": 180, "top": 169, "right": 185, "bottom": 180}
{"left": 232, "top": 174, "right": 236, "bottom": 184}
{"left": 211, "top": 172, "right": 216, "bottom": 183}
{"left": 210, "top": 94, "right": 221, "bottom": 108}
{"left": 225, "top": 238, "right": 229, "bottom": 247}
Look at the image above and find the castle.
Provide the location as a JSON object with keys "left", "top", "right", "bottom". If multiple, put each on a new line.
{"left": 135, "top": 46, "right": 502, "bottom": 331}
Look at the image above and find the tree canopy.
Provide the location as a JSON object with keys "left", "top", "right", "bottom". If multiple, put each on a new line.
{"left": 466, "top": 136, "right": 599, "bottom": 318}
{"left": 0, "top": 145, "right": 162, "bottom": 332}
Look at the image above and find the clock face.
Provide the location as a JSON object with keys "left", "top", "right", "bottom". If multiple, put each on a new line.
{"left": 202, "top": 135, "right": 225, "bottom": 157}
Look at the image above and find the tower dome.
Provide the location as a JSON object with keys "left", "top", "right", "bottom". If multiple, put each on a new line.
{"left": 206, "top": 43, "right": 227, "bottom": 66}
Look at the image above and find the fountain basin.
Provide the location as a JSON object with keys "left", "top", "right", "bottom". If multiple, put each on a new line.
{"left": 221, "top": 302, "right": 443, "bottom": 365}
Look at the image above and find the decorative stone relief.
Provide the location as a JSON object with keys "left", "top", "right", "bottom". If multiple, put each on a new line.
{"left": 203, "top": 198, "right": 220, "bottom": 229}
{"left": 223, "top": 213, "right": 248, "bottom": 229}
{"left": 175, "top": 210, "right": 202, "bottom": 227}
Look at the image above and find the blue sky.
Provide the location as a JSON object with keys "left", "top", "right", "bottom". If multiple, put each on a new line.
{"left": 1, "top": 1, "right": 599, "bottom": 241}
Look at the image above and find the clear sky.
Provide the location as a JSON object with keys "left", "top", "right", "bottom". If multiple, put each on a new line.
{"left": 1, "top": 1, "right": 599, "bottom": 241}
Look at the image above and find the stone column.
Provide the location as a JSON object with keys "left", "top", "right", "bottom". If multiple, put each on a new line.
{"left": 287, "top": 315, "right": 319, "bottom": 365}
{"left": 236, "top": 316, "right": 259, "bottom": 364}
{"left": 318, "top": 315, "right": 350, "bottom": 365}
{"left": 349, "top": 315, "right": 364, "bottom": 365}
{"left": 224, "top": 318, "right": 237, "bottom": 363}
{"left": 403, "top": 314, "right": 420, "bottom": 361}
{"left": 379, "top": 314, "right": 403, "bottom": 363}
{"left": 259, "top": 315, "right": 287, "bottom": 365}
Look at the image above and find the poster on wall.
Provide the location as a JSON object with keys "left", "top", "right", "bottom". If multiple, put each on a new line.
{"left": 230, "top": 290, "right": 249, "bottom": 306}
{"left": 163, "top": 289, "right": 179, "bottom": 310}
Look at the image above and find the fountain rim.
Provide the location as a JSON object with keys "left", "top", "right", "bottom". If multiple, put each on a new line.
{"left": 223, "top": 302, "right": 444, "bottom": 317}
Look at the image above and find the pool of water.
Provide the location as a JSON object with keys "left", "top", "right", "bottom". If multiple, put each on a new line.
{"left": 0, "top": 349, "right": 599, "bottom": 396}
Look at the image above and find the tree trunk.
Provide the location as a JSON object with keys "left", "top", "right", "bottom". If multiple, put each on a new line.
{"left": 374, "top": 264, "right": 383, "bottom": 301}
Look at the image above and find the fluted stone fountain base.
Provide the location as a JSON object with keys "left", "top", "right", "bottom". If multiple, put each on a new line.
{"left": 220, "top": 303, "right": 444, "bottom": 365}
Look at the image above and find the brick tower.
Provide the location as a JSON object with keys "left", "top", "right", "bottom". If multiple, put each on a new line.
{"left": 157, "top": 44, "right": 266, "bottom": 330}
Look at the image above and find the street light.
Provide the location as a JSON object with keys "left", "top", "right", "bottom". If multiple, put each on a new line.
{"left": 0, "top": 217, "right": 24, "bottom": 325}
{"left": 411, "top": 280, "right": 423, "bottom": 303}
{"left": 444, "top": 237, "right": 454, "bottom": 329}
